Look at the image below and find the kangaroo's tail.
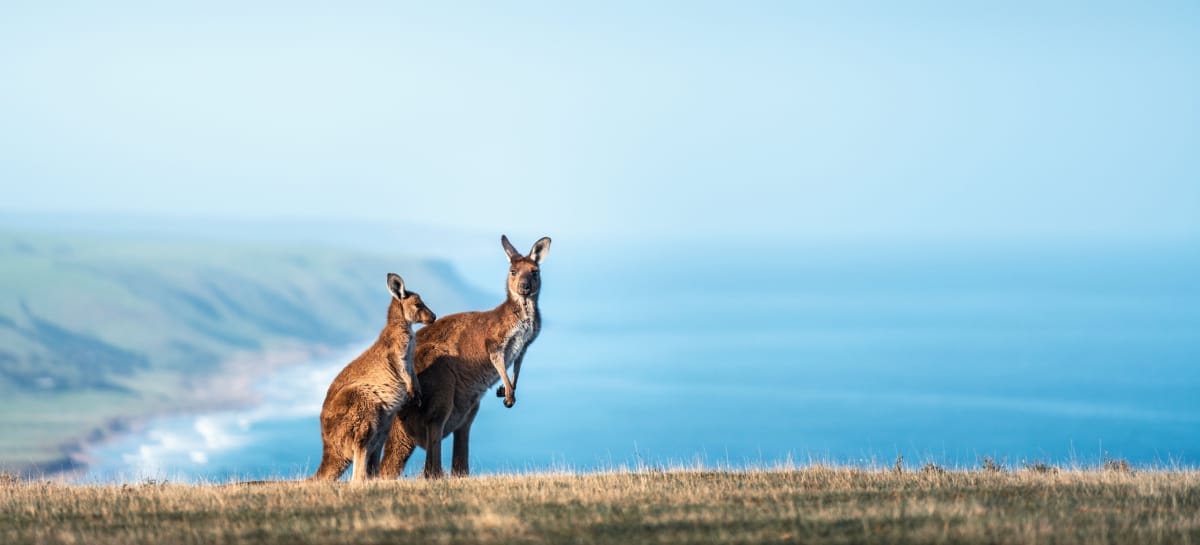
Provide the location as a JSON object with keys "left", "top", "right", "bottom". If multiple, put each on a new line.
{"left": 309, "top": 447, "right": 350, "bottom": 481}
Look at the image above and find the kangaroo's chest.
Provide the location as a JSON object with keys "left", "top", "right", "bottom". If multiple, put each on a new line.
{"left": 503, "top": 315, "right": 538, "bottom": 364}
{"left": 454, "top": 314, "right": 538, "bottom": 400}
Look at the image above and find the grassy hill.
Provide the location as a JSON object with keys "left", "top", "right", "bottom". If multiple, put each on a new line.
{"left": 1, "top": 468, "right": 1197, "bottom": 544}
{"left": 0, "top": 229, "right": 481, "bottom": 473}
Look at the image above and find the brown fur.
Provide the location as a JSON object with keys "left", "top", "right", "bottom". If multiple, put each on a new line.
{"left": 310, "top": 273, "right": 436, "bottom": 482}
{"left": 381, "top": 235, "right": 550, "bottom": 479}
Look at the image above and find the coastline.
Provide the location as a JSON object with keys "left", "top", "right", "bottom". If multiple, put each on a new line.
{"left": 15, "top": 342, "right": 349, "bottom": 481}
{"left": 0, "top": 226, "right": 484, "bottom": 481}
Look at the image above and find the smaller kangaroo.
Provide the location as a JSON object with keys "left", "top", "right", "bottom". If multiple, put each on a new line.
{"left": 310, "top": 273, "right": 436, "bottom": 481}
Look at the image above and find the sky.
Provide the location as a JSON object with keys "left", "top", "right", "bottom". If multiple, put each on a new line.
{"left": 1, "top": 1, "right": 1197, "bottom": 241}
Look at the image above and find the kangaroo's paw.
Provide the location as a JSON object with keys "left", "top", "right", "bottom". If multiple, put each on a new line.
{"left": 496, "top": 386, "right": 506, "bottom": 398}
{"left": 503, "top": 395, "right": 516, "bottom": 408}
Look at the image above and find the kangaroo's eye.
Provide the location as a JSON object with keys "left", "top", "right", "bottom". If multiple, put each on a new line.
{"left": 510, "top": 269, "right": 517, "bottom": 276}
{"left": 531, "top": 270, "right": 539, "bottom": 276}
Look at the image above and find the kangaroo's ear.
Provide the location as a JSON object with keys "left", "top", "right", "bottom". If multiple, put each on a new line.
{"left": 386, "top": 273, "right": 406, "bottom": 300}
{"left": 528, "top": 237, "right": 551, "bottom": 264}
{"left": 501, "top": 235, "right": 522, "bottom": 262}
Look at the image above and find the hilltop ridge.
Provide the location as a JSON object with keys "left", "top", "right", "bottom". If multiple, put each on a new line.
{"left": 2, "top": 467, "right": 1197, "bottom": 544}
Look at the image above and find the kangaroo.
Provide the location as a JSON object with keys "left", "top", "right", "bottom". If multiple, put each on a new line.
{"left": 380, "top": 235, "right": 550, "bottom": 479}
{"left": 309, "top": 273, "right": 436, "bottom": 481}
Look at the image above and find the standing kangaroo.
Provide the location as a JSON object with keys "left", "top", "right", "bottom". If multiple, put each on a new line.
{"left": 310, "top": 273, "right": 437, "bottom": 481}
{"left": 380, "top": 235, "right": 550, "bottom": 479}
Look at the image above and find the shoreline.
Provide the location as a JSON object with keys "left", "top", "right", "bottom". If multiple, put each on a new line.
{"left": 14, "top": 342, "right": 350, "bottom": 481}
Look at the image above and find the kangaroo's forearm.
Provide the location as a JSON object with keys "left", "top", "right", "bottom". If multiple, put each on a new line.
{"left": 489, "top": 353, "right": 513, "bottom": 391}
{"left": 511, "top": 354, "right": 524, "bottom": 392}
{"left": 490, "top": 352, "right": 516, "bottom": 407}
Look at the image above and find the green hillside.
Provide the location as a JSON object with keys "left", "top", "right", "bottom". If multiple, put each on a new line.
{"left": 0, "top": 229, "right": 479, "bottom": 473}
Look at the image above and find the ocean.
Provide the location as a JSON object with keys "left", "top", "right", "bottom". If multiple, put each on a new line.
{"left": 81, "top": 240, "right": 1200, "bottom": 482}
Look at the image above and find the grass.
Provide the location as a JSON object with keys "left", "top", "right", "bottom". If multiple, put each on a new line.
{"left": 3, "top": 467, "right": 1199, "bottom": 544}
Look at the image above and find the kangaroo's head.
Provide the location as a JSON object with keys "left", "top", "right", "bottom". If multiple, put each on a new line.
{"left": 386, "top": 273, "right": 437, "bottom": 325}
{"left": 501, "top": 235, "right": 551, "bottom": 299}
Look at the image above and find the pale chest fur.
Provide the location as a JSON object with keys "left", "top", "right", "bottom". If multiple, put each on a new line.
{"left": 459, "top": 306, "right": 539, "bottom": 397}
{"left": 503, "top": 314, "right": 538, "bottom": 365}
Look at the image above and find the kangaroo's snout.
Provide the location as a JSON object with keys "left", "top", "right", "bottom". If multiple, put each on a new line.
{"left": 420, "top": 310, "right": 437, "bottom": 325}
{"left": 518, "top": 280, "right": 531, "bottom": 295}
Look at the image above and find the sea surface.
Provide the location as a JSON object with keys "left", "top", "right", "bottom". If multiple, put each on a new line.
{"left": 82, "top": 241, "right": 1200, "bottom": 482}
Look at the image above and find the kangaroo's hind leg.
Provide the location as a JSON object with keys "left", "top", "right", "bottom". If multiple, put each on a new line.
{"left": 451, "top": 402, "right": 481, "bottom": 477}
{"left": 349, "top": 444, "right": 371, "bottom": 483}
{"left": 344, "top": 390, "right": 377, "bottom": 482}
{"left": 366, "top": 411, "right": 394, "bottom": 478}
{"left": 380, "top": 415, "right": 418, "bottom": 478}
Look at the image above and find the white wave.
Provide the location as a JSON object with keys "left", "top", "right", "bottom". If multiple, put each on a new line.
{"left": 83, "top": 344, "right": 367, "bottom": 483}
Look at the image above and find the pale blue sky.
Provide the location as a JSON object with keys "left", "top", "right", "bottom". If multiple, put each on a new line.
{"left": 1, "top": 1, "right": 1197, "bottom": 240}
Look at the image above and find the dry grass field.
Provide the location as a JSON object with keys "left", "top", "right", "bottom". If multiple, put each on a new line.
{"left": 2, "top": 467, "right": 1198, "bottom": 545}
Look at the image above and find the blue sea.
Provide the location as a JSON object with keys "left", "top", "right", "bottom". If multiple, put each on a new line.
{"left": 83, "top": 240, "right": 1200, "bottom": 482}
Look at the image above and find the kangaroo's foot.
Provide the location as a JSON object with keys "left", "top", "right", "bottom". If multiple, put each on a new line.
{"left": 423, "top": 467, "right": 445, "bottom": 480}
{"left": 496, "top": 386, "right": 516, "bottom": 408}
